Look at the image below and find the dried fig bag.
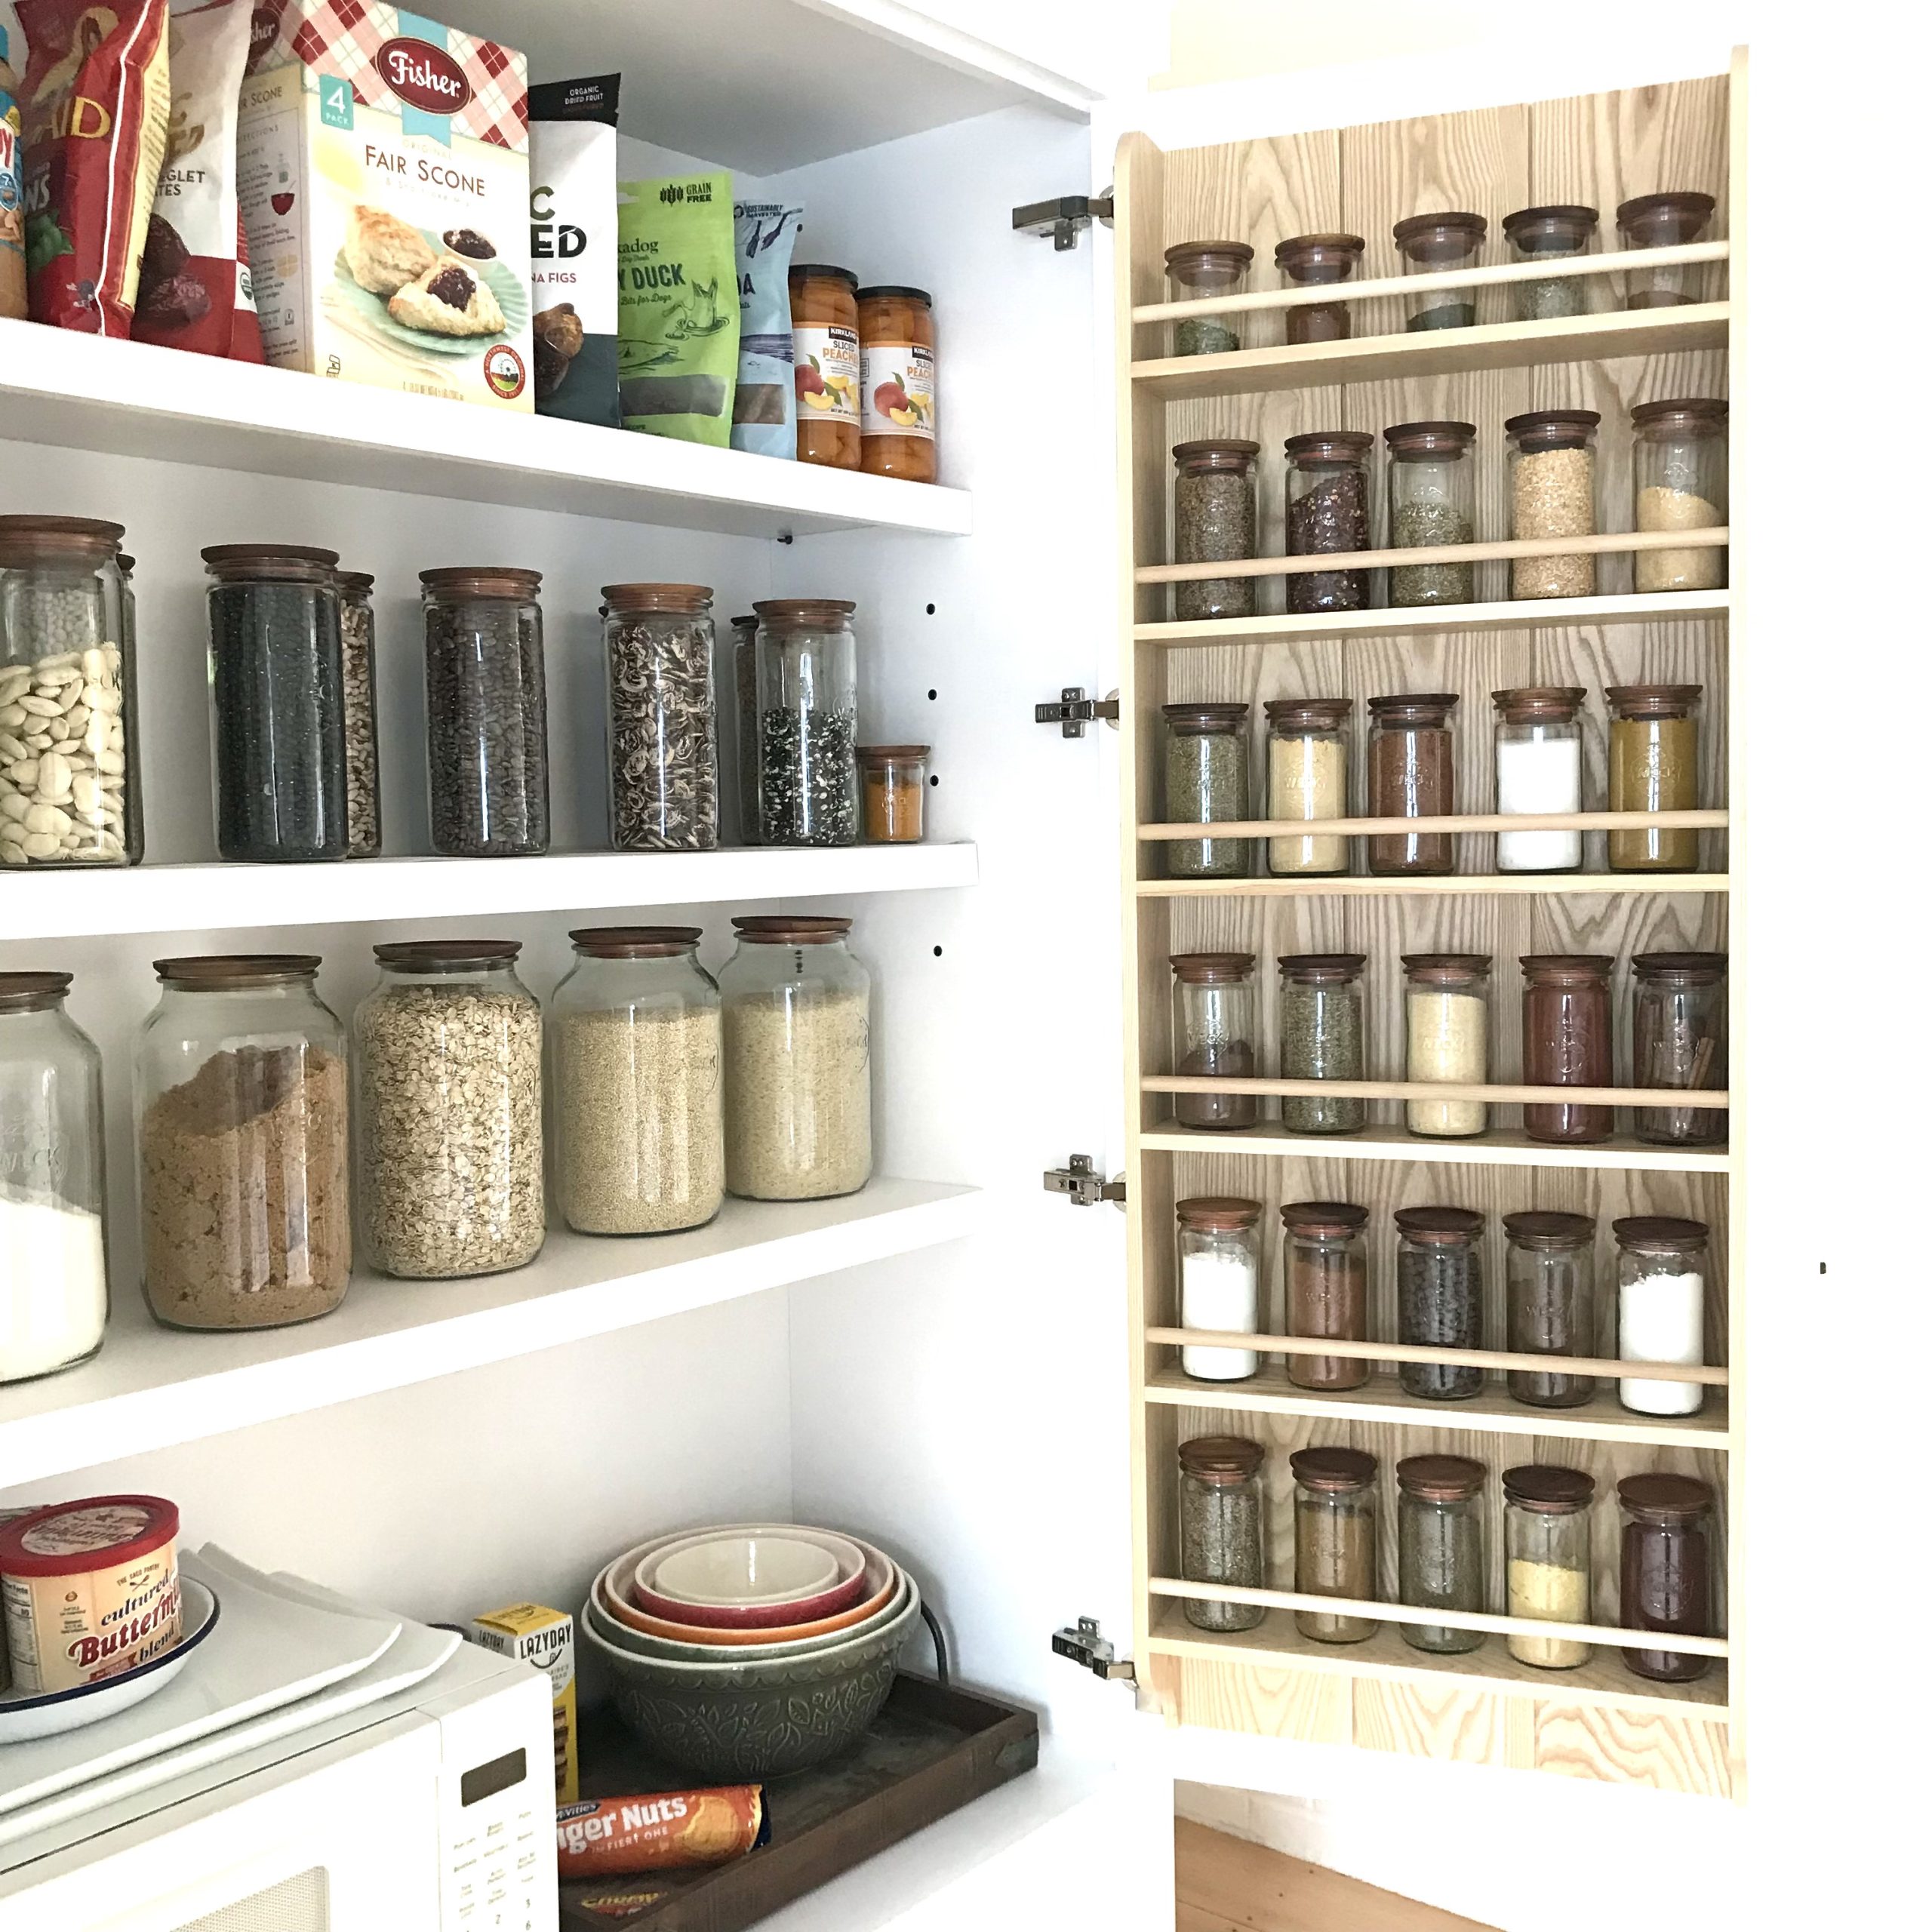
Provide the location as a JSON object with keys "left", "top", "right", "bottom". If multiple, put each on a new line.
{"left": 528, "top": 74, "right": 620, "bottom": 426}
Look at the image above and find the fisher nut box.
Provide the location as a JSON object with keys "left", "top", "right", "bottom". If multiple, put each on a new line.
{"left": 237, "top": 2, "right": 533, "bottom": 409}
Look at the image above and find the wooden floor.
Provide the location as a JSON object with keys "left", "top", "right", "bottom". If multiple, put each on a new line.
{"left": 1176, "top": 1820, "right": 1500, "bottom": 1932}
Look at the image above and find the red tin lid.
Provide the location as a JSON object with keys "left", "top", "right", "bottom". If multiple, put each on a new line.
{"left": 0, "top": 1495, "right": 180, "bottom": 1577}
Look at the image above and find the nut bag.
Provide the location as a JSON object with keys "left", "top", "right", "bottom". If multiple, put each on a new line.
{"left": 528, "top": 74, "right": 619, "bottom": 427}
{"left": 17, "top": 0, "right": 171, "bottom": 335}
{"left": 731, "top": 199, "right": 802, "bottom": 459}
{"left": 617, "top": 173, "right": 738, "bottom": 448}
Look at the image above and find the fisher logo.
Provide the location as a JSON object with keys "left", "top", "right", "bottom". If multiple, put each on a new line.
{"left": 377, "top": 38, "right": 472, "bottom": 115}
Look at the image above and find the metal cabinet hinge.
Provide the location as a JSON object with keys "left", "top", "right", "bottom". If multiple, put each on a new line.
{"left": 1044, "top": 1155, "right": 1126, "bottom": 1208}
{"left": 1054, "top": 1617, "right": 1135, "bottom": 1683}
{"left": 1035, "top": 688, "right": 1120, "bottom": 737}
{"left": 1012, "top": 190, "right": 1115, "bottom": 252}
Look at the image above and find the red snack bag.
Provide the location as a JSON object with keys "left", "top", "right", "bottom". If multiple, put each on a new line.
{"left": 555, "top": 1788, "right": 768, "bottom": 1878}
{"left": 17, "top": 0, "right": 170, "bottom": 335}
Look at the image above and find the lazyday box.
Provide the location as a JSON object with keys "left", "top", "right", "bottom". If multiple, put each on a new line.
{"left": 238, "top": 1, "right": 532, "bottom": 408}
{"left": 471, "top": 1601, "right": 578, "bottom": 1803}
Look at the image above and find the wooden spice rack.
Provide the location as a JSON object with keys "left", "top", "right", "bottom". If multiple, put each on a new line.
{"left": 1115, "top": 54, "right": 1743, "bottom": 1798}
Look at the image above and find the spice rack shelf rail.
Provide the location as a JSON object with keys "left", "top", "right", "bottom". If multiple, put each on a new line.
{"left": 1144, "top": 1074, "right": 1726, "bottom": 1111}
{"left": 1135, "top": 589, "right": 1729, "bottom": 646}
{"left": 1140, "top": 872, "right": 1726, "bottom": 899}
{"left": 1135, "top": 1124, "right": 1728, "bottom": 1174}
{"left": 0, "top": 1179, "right": 985, "bottom": 1488}
{"left": 1140, "top": 811, "right": 1726, "bottom": 841}
{"left": 0, "top": 321, "right": 974, "bottom": 542}
{"left": 1136, "top": 529, "right": 1727, "bottom": 586}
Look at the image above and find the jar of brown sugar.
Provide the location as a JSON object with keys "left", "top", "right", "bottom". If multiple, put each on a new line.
{"left": 1606, "top": 683, "right": 1701, "bottom": 872}
{"left": 858, "top": 285, "right": 937, "bottom": 482}
{"left": 1520, "top": 954, "right": 1615, "bottom": 1145}
{"left": 1273, "top": 232, "right": 1363, "bottom": 344}
{"left": 1289, "top": 1446, "right": 1378, "bottom": 1642}
{"left": 857, "top": 744, "right": 929, "bottom": 843}
{"left": 1367, "top": 693, "right": 1457, "bottom": 876}
{"left": 1281, "top": 1200, "right": 1369, "bottom": 1390}
{"left": 789, "top": 263, "right": 861, "bottom": 469}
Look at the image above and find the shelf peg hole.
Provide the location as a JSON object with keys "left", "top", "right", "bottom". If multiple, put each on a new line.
{"left": 933, "top": 945, "right": 943, "bottom": 957}
{"left": 928, "top": 688, "right": 937, "bottom": 700}
{"left": 925, "top": 602, "right": 936, "bottom": 615}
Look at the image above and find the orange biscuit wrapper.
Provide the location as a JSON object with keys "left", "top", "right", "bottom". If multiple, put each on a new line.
{"left": 556, "top": 1786, "right": 768, "bottom": 1878}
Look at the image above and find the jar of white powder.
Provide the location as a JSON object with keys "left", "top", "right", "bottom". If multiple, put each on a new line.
{"left": 1492, "top": 687, "right": 1586, "bottom": 873}
{"left": 1612, "top": 1216, "right": 1709, "bottom": 1417}
{"left": 1175, "top": 1196, "right": 1263, "bottom": 1381}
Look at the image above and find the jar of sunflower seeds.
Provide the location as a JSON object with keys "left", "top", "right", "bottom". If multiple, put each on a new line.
{"left": 601, "top": 583, "right": 718, "bottom": 851}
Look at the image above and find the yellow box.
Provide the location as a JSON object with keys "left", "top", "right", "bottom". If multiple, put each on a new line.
{"left": 471, "top": 1603, "right": 577, "bottom": 1803}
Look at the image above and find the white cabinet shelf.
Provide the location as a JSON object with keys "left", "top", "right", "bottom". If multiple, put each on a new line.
{"left": 0, "top": 1179, "right": 984, "bottom": 1487}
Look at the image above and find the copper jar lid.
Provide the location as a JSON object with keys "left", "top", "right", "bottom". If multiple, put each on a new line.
{"left": 1393, "top": 1205, "right": 1484, "bottom": 1243}
{"left": 1396, "top": 1454, "right": 1486, "bottom": 1501}
{"left": 1503, "top": 1464, "right": 1596, "bottom": 1512}
{"left": 569, "top": 926, "right": 703, "bottom": 958}
{"left": 1179, "top": 1434, "right": 1266, "bottom": 1483}
{"left": 1280, "top": 1200, "right": 1370, "bottom": 1238}
{"left": 1170, "top": 952, "right": 1255, "bottom": 984}
{"left": 1176, "top": 1195, "right": 1263, "bottom": 1232}
{"left": 1288, "top": 1445, "right": 1377, "bottom": 1491}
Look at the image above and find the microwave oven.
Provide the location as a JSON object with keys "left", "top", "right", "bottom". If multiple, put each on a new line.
{"left": 0, "top": 1638, "right": 558, "bottom": 1932}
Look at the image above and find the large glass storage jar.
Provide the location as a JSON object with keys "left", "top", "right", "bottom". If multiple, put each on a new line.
{"left": 1171, "top": 439, "right": 1260, "bottom": 623}
{"left": 1163, "top": 703, "right": 1251, "bottom": 878}
{"left": 1281, "top": 1200, "right": 1369, "bottom": 1391}
{"left": 1264, "top": 698, "right": 1349, "bottom": 878}
{"left": 1503, "top": 204, "right": 1598, "bottom": 320}
{"left": 202, "top": 546, "right": 347, "bottom": 863}
{"left": 0, "top": 974, "right": 107, "bottom": 1383}
{"left": 1273, "top": 232, "right": 1362, "bottom": 345}
{"left": 720, "top": 916, "right": 872, "bottom": 1201}
{"left": 335, "top": 571, "right": 382, "bottom": 858}
{"left": 138, "top": 955, "right": 350, "bottom": 1329}
{"left": 1178, "top": 1435, "right": 1266, "bottom": 1633}
{"left": 1277, "top": 953, "right": 1366, "bottom": 1135}
{"left": 420, "top": 568, "right": 550, "bottom": 858}
{"left": 857, "top": 284, "right": 937, "bottom": 483}
{"left": 1404, "top": 953, "right": 1491, "bottom": 1137}
{"left": 355, "top": 940, "right": 544, "bottom": 1279}
{"left": 1507, "top": 411, "right": 1600, "bottom": 600}
{"left": 1494, "top": 686, "right": 1585, "bottom": 873}
{"left": 1632, "top": 399, "right": 1728, "bottom": 592}
{"left": 1395, "top": 1206, "right": 1485, "bottom": 1400}
{"left": 1164, "top": 241, "right": 1252, "bottom": 356}
{"left": 731, "top": 613, "right": 759, "bottom": 845}
{"left": 1397, "top": 1455, "right": 1486, "bottom": 1654}
{"left": 1393, "top": 211, "right": 1486, "bottom": 330}
{"left": 1617, "top": 1472, "right": 1715, "bottom": 1681}
{"left": 1170, "top": 952, "right": 1258, "bottom": 1131}
{"left": 1504, "top": 1465, "right": 1595, "bottom": 1668}
{"left": 0, "top": 515, "right": 140, "bottom": 869}
{"left": 1617, "top": 192, "right": 1717, "bottom": 309}
{"left": 1367, "top": 694, "right": 1457, "bottom": 877}
{"left": 789, "top": 263, "right": 861, "bottom": 469}
{"left": 755, "top": 598, "right": 859, "bottom": 848}
{"left": 1614, "top": 1216, "right": 1709, "bottom": 1417}
{"left": 551, "top": 928, "right": 723, "bottom": 1236}
{"left": 1284, "top": 432, "right": 1372, "bottom": 614}
{"left": 601, "top": 582, "right": 718, "bottom": 853}
{"left": 1385, "top": 421, "right": 1476, "bottom": 607}
{"left": 857, "top": 745, "right": 929, "bottom": 843}
{"left": 1503, "top": 1211, "right": 1598, "bottom": 1408}
{"left": 1521, "top": 954, "right": 1615, "bottom": 1145}
{"left": 1632, "top": 952, "right": 1727, "bottom": 1145}
{"left": 1176, "top": 1195, "right": 1262, "bottom": 1382}
{"left": 1607, "top": 683, "right": 1701, "bottom": 872}
{"left": 1289, "top": 1447, "right": 1377, "bottom": 1642}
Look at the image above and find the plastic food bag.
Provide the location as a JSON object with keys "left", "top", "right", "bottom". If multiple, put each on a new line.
{"left": 617, "top": 172, "right": 738, "bottom": 448}
{"left": 731, "top": 200, "right": 802, "bottom": 458}
{"left": 529, "top": 73, "right": 620, "bottom": 426}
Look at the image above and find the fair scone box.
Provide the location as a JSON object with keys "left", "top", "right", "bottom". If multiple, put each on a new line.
{"left": 470, "top": 1602, "right": 577, "bottom": 1802}
{"left": 238, "top": 2, "right": 533, "bottom": 411}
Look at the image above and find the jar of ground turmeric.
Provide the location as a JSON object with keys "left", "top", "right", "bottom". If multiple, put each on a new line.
{"left": 789, "top": 264, "right": 861, "bottom": 469}
{"left": 857, "top": 744, "right": 929, "bottom": 842}
{"left": 858, "top": 286, "right": 937, "bottom": 483}
{"left": 1606, "top": 684, "right": 1702, "bottom": 872}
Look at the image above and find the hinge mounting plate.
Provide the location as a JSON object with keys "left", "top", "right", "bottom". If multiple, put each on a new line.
{"left": 1053, "top": 1616, "right": 1135, "bottom": 1682}
{"left": 1043, "top": 1155, "right": 1126, "bottom": 1208}
{"left": 1011, "top": 191, "right": 1115, "bottom": 252}
{"left": 1035, "top": 688, "right": 1120, "bottom": 738}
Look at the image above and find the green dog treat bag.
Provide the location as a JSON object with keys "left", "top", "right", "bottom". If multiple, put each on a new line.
{"left": 618, "top": 173, "right": 740, "bottom": 447}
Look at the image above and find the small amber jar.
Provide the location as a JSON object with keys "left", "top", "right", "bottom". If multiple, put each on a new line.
{"left": 789, "top": 263, "right": 861, "bottom": 469}
{"left": 857, "top": 744, "right": 928, "bottom": 842}
{"left": 857, "top": 285, "right": 937, "bottom": 483}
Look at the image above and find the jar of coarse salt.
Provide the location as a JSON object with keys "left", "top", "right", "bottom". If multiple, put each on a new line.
{"left": 1175, "top": 1195, "right": 1263, "bottom": 1381}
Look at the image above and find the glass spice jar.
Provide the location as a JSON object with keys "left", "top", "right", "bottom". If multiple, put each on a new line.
{"left": 0, "top": 973, "right": 108, "bottom": 1383}
{"left": 857, "top": 284, "right": 937, "bottom": 482}
{"left": 1632, "top": 399, "right": 1728, "bottom": 592}
{"left": 1521, "top": 954, "right": 1615, "bottom": 1145}
{"left": 1385, "top": 421, "right": 1477, "bottom": 607}
{"left": 1607, "top": 683, "right": 1701, "bottom": 872}
{"left": 1277, "top": 953, "right": 1367, "bottom": 1136}
{"left": 1178, "top": 1435, "right": 1267, "bottom": 1633}
{"left": 1169, "top": 952, "right": 1258, "bottom": 1131}
{"left": 1163, "top": 702, "right": 1252, "bottom": 878}
{"left": 1284, "top": 432, "right": 1372, "bottom": 614}
{"left": 1394, "top": 1206, "right": 1485, "bottom": 1400}
{"left": 601, "top": 582, "right": 719, "bottom": 853}
{"left": 1617, "top": 1472, "right": 1715, "bottom": 1681}
{"left": 0, "top": 515, "right": 141, "bottom": 869}
{"left": 1397, "top": 1454, "right": 1487, "bottom": 1654}
{"left": 1172, "top": 439, "right": 1260, "bottom": 623}
{"left": 1632, "top": 952, "right": 1727, "bottom": 1146}
{"left": 139, "top": 955, "right": 351, "bottom": 1328}
{"left": 202, "top": 545, "right": 349, "bottom": 863}
{"left": 335, "top": 571, "right": 382, "bottom": 858}
{"left": 1164, "top": 241, "right": 1253, "bottom": 356}
{"left": 1503, "top": 1211, "right": 1598, "bottom": 1408}
{"left": 1404, "top": 953, "right": 1491, "bottom": 1137}
{"left": 789, "top": 263, "right": 861, "bottom": 468}
{"left": 1506, "top": 411, "right": 1600, "bottom": 601}
{"left": 857, "top": 744, "right": 929, "bottom": 843}
{"left": 1367, "top": 694, "right": 1457, "bottom": 878}
{"left": 731, "top": 613, "right": 759, "bottom": 846}
{"left": 1176, "top": 1195, "right": 1263, "bottom": 1382}
{"left": 1502, "top": 205, "right": 1598, "bottom": 321}
{"left": 755, "top": 599, "right": 860, "bottom": 848}
{"left": 1281, "top": 1200, "right": 1370, "bottom": 1391}
{"left": 1273, "top": 232, "right": 1363, "bottom": 344}
{"left": 1393, "top": 211, "right": 1487, "bottom": 330}
{"left": 1264, "top": 698, "right": 1350, "bottom": 877}
{"left": 1617, "top": 192, "right": 1718, "bottom": 309}
{"left": 1614, "top": 1216, "right": 1709, "bottom": 1417}
{"left": 1494, "top": 686, "right": 1585, "bottom": 873}
{"left": 1504, "top": 1465, "right": 1595, "bottom": 1668}
{"left": 420, "top": 568, "right": 550, "bottom": 859}
{"left": 1289, "top": 1447, "right": 1377, "bottom": 1643}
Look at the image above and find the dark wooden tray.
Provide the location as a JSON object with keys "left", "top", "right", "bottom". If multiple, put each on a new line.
{"left": 558, "top": 1674, "right": 1040, "bottom": 1931}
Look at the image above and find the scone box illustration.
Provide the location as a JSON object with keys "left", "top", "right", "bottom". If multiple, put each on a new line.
{"left": 237, "top": 2, "right": 533, "bottom": 410}
{"left": 470, "top": 1601, "right": 578, "bottom": 1802}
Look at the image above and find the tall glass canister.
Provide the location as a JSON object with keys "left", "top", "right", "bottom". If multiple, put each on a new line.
{"left": 1281, "top": 1201, "right": 1370, "bottom": 1389}
{"left": 1607, "top": 684, "right": 1702, "bottom": 872}
{"left": 1384, "top": 421, "right": 1476, "bottom": 608}
{"left": 1396, "top": 1455, "right": 1487, "bottom": 1654}
{"left": 1493, "top": 686, "right": 1585, "bottom": 873}
{"left": 1394, "top": 1206, "right": 1485, "bottom": 1400}
{"left": 1163, "top": 242, "right": 1252, "bottom": 356}
{"left": 1264, "top": 698, "right": 1350, "bottom": 878}
{"left": 1613, "top": 1215, "right": 1709, "bottom": 1417}
{"left": 755, "top": 599, "right": 859, "bottom": 848}
{"left": 1403, "top": 953, "right": 1491, "bottom": 1137}
{"left": 1273, "top": 232, "right": 1363, "bottom": 344}
{"left": 1289, "top": 1447, "right": 1378, "bottom": 1642}
{"left": 1618, "top": 1473, "right": 1715, "bottom": 1681}
{"left": 1163, "top": 703, "right": 1251, "bottom": 878}
{"left": 1632, "top": 399, "right": 1728, "bottom": 592}
{"left": 1171, "top": 439, "right": 1260, "bottom": 623}
{"left": 1503, "top": 1211, "right": 1598, "bottom": 1408}
{"left": 731, "top": 612, "right": 760, "bottom": 845}
{"left": 1632, "top": 951, "right": 1727, "bottom": 1145}
{"left": 1520, "top": 954, "right": 1615, "bottom": 1146}
{"left": 1506, "top": 410, "right": 1600, "bottom": 601}
{"left": 1504, "top": 1465, "right": 1595, "bottom": 1668}
{"left": 1178, "top": 1435, "right": 1267, "bottom": 1633}
{"left": 601, "top": 582, "right": 719, "bottom": 852}
{"left": 335, "top": 570, "right": 382, "bottom": 858}
{"left": 1502, "top": 204, "right": 1598, "bottom": 320}
{"left": 1367, "top": 694, "right": 1457, "bottom": 877}
{"left": 1175, "top": 1196, "right": 1263, "bottom": 1381}
{"left": 1277, "top": 953, "right": 1366, "bottom": 1135}
{"left": 1284, "top": 432, "right": 1372, "bottom": 614}
{"left": 1169, "top": 952, "right": 1258, "bottom": 1131}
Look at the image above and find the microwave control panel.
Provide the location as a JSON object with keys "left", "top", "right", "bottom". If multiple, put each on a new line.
{"left": 435, "top": 1671, "right": 558, "bottom": 1932}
